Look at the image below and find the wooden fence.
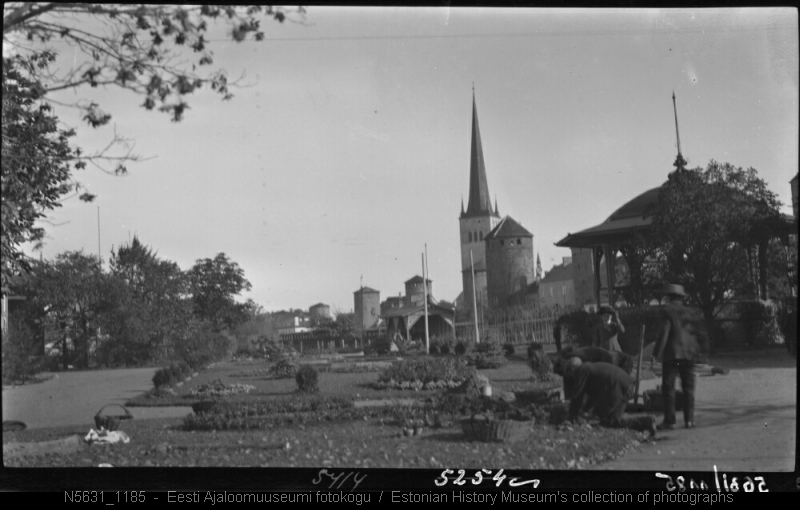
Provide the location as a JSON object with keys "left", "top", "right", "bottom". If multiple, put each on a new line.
{"left": 280, "top": 329, "right": 383, "bottom": 352}
{"left": 456, "top": 316, "right": 557, "bottom": 346}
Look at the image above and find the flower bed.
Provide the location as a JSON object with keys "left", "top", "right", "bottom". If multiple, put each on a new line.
{"left": 191, "top": 395, "right": 354, "bottom": 417}
{"left": 183, "top": 405, "right": 394, "bottom": 431}
{"left": 374, "top": 379, "right": 463, "bottom": 391}
{"left": 190, "top": 379, "right": 255, "bottom": 398}
{"left": 377, "top": 357, "right": 474, "bottom": 386}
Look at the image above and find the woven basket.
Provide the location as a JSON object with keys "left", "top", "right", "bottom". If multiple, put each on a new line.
{"left": 460, "top": 413, "right": 533, "bottom": 443}
{"left": 94, "top": 404, "right": 133, "bottom": 431}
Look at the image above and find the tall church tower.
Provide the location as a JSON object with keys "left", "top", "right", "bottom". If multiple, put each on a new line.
{"left": 459, "top": 91, "right": 501, "bottom": 313}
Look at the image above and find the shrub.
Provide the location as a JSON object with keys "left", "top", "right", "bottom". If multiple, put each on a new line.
{"left": 365, "top": 336, "right": 393, "bottom": 356}
{"left": 465, "top": 342, "right": 508, "bottom": 369}
{"left": 738, "top": 300, "right": 785, "bottom": 347}
{"left": 269, "top": 358, "right": 299, "bottom": 379}
{"left": 503, "top": 344, "right": 515, "bottom": 356}
{"left": 1, "top": 318, "right": 43, "bottom": 384}
{"left": 295, "top": 364, "right": 320, "bottom": 393}
{"left": 440, "top": 344, "right": 451, "bottom": 355}
{"left": 554, "top": 310, "right": 602, "bottom": 350}
{"left": 454, "top": 340, "right": 469, "bottom": 356}
{"left": 152, "top": 362, "right": 192, "bottom": 388}
{"left": 617, "top": 306, "right": 669, "bottom": 354}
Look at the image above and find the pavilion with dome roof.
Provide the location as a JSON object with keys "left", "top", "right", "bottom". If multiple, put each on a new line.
{"left": 555, "top": 94, "right": 794, "bottom": 308}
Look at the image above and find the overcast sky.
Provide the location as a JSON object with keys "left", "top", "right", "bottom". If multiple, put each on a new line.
{"left": 20, "top": 7, "right": 799, "bottom": 313}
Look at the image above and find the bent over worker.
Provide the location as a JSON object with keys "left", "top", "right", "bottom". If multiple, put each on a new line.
{"left": 564, "top": 359, "right": 656, "bottom": 437}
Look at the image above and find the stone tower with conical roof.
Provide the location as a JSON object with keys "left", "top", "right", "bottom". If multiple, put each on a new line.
{"left": 459, "top": 91, "right": 501, "bottom": 312}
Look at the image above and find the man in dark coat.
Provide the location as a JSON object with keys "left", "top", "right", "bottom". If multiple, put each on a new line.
{"left": 563, "top": 359, "right": 656, "bottom": 436}
{"left": 651, "top": 283, "right": 707, "bottom": 430}
{"left": 557, "top": 345, "right": 634, "bottom": 375}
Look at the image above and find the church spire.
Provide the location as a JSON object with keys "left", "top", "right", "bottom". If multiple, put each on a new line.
{"left": 463, "top": 89, "right": 495, "bottom": 218}
{"left": 494, "top": 195, "right": 499, "bottom": 216}
{"left": 536, "top": 252, "right": 543, "bottom": 281}
{"left": 460, "top": 196, "right": 465, "bottom": 216}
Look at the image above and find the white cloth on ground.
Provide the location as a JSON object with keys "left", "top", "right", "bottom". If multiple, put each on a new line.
{"left": 84, "top": 428, "right": 130, "bottom": 444}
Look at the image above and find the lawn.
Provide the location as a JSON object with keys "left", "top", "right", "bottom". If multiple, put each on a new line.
{"left": 4, "top": 355, "right": 653, "bottom": 469}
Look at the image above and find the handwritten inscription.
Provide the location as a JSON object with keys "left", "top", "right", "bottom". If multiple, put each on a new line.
{"left": 656, "top": 466, "right": 768, "bottom": 492}
{"left": 312, "top": 469, "right": 367, "bottom": 492}
{"left": 435, "top": 469, "right": 539, "bottom": 488}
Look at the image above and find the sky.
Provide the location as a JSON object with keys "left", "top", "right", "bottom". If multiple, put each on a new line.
{"left": 14, "top": 7, "right": 800, "bottom": 313}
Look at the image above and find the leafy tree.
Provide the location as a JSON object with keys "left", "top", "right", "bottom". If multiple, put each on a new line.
{"left": 1, "top": 55, "right": 82, "bottom": 293}
{"left": 312, "top": 311, "right": 358, "bottom": 342}
{"left": 2, "top": 4, "right": 304, "bottom": 289}
{"left": 187, "top": 252, "right": 252, "bottom": 332}
{"left": 101, "top": 236, "right": 193, "bottom": 365}
{"left": 643, "top": 162, "right": 785, "bottom": 323}
{"left": 21, "top": 251, "right": 108, "bottom": 369}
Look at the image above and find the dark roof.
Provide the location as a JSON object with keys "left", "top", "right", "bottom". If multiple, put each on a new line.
{"left": 354, "top": 287, "right": 380, "bottom": 294}
{"left": 540, "top": 262, "right": 574, "bottom": 284}
{"left": 404, "top": 275, "right": 432, "bottom": 284}
{"left": 485, "top": 216, "right": 533, "bottom": 240}
{"left": 379, "top": 299, "right": 455, "bottom": 319}
{"left": 309, "top": 303, "right": 329, "bottom": 309}
{"left": 462, "top": 92, "right": 500, "bottom": 219}
{"left": 555, "top": 187, "right": 661, "bottom": 248}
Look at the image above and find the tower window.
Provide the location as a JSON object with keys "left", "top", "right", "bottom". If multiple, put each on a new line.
{"left": 500, "top": 240, "right": 504, "bottom": 246}
{"left": 517, "top": 238, "right": 521, "bottom": 245}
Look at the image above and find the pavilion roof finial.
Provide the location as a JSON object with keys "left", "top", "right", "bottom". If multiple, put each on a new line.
{"left": 672, "top": 91, "right": 688, "bottom": 174}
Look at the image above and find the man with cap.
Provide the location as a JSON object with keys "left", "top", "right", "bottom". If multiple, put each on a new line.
{"left": 597, "top": 304, "right": 625, "bottom": 352}
{"left": 651, "top": 283, "right": 707, "bottom": 430}
{"left": 563, "top": 358, "right": 657, "bottom": 437}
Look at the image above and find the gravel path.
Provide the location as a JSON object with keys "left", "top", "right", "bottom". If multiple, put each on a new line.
{"left": 2, "top": 367, "right": 193, "bottom": 430}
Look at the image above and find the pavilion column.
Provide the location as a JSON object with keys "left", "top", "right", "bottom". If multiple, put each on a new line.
{"left": 603, "top": 244, "right": 617, "bottom": 306}
{"left": 593, "top": 246, "right": 603, "bottom": 308}
{"left": 758, "top": 239, "right": 769, "bottom": 300}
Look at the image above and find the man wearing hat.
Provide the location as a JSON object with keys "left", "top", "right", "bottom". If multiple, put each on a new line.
{"left": 651, "top": 283, "right": 707, "bottom": 430}
{"left": 597, "top": 304, "right": 625, "bottom": 352}
{"left": 563, "top": 358, "right": 657, "bottom": 437}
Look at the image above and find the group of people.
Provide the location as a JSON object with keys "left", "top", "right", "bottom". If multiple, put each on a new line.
{"left": 556, "top": 283, "right": 706, "bottom": 437}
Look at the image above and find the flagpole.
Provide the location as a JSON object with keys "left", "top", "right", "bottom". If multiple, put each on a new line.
{"left": 423, "top": 245, "right": 430, "bottom": 354}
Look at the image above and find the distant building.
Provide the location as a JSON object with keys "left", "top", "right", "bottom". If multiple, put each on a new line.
{"left": 354, "top": 287, "right": 381, "bottom": 331}
{"left": 538, "top": 257, "right": 576, "bottom": 308}
{"left": 485, "top": 216, "right": 535, "bottom": 306}
{"left": 791, "top": 173, "right": 798, "bottom": 222}
{"left": 380, "top": 276, "right": 455, "bottom": 341}
{"left": 309, "top": 303, "right": 331, "bottom": 320}
{"left": 459, "top": 92, "right": 503, "bottom": 313}
{"left": 273, "top": 310, "right": 311, "bottom": 336}
{"left": 540, "top": 251, "right": 628, "bottom": 311}
{"left": 458, "top": 91, "right": 536, "bottom": 312}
